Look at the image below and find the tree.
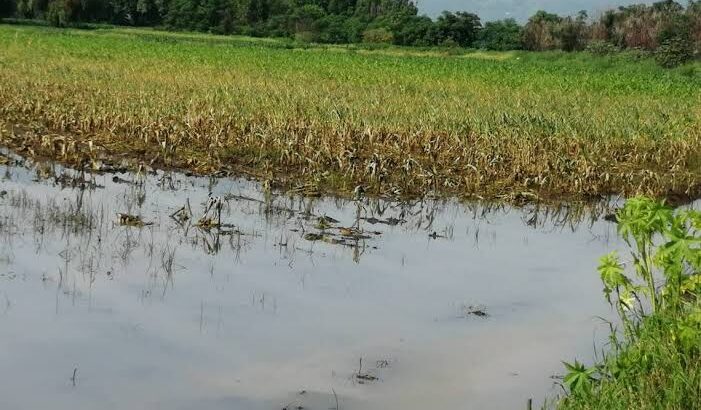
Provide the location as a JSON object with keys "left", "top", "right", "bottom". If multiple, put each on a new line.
{"left": 6, "top": 0, "right": 700, "bottom": 59}
{"left": 689, "top": 1, "right": 701, "bottom": 53}
{"left": 522, "top": 10, "right": 561, "bottom": 51}
{"left": 164, "top": 0, "right": 197, "bottom": 30}
{"left": 354, "top": 0, "right": 417, "bottom": 21}
{"left": 316, "top": 13, "right": 350, "bottom": 42}
{"left": 477, "top": 18, "right": 522, "bottom": 50}
{"left": 15, "top": 0, "right": 42, "bottom": 18}
{"left": 327, "top": 0, "right": 356, "bottom": 15}
{"left": 435, "top": 10, "right": 480, "bottom": 47}
{"left": 135, "top": 0, "right": 166, "bottom": 25}
{"left": 341, "top": 15, "right": 365, "bottom": 42}
{"left": 247, "top": 0, "right": 270, "bottom": 23}
{"left": 292, "top": 3, "right": 325, "bottom": 34}
{"left": 46, "top": 0, "right": 81, "bottom": 26}
{"left": 557, "top": 11, "right": 590, "bottom": 51}
{"left": 391, "top": 14, "right": 437, "bottom": 46}
{"left": 594, "top": 1, "right": 686, "bottom": 49}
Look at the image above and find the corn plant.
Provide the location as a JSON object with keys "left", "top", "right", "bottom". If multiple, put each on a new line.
{"left": 0, "top": 26, "right": 700, "bottom": 202}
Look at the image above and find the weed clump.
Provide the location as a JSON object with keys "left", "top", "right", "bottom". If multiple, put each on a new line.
{"left": 558, "top": 198, "right": 701, "bottom": 409}
{"left": 655, "top": 36, "right": 695, "bottom": 68}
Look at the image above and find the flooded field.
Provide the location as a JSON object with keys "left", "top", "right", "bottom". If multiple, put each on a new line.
{"left": 0, "top": 150, "right": 654, "bottom": 410}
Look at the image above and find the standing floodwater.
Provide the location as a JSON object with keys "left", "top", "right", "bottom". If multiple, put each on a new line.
{"left": 0, "top": 155, "right": 627, "bottom": 410}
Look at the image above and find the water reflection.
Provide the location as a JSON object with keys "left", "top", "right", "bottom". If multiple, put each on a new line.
{"left": 0, "top": 153, "right": 649, "bottom": 410}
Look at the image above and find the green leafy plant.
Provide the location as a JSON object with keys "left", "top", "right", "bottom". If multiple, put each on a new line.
{"left": 559, "top": 197, "right": 701, "bottom": 409}
{"left": 562, "top": 359, "right": 598, "bottom": 396}
{"left": 613, "top": 197, "right": 700, "bottom": 315}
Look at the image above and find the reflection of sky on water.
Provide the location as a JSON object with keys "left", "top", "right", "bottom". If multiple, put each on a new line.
{"left": 0, "top": 158, "right": 667, "bottom": 409}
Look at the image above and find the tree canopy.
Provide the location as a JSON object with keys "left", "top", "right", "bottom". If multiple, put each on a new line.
{"left": 1, "top": 0, "right": 700, "bottom": 58}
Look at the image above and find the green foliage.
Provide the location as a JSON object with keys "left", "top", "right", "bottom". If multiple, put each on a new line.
{"left": 556, "top": 13, "right": 589, "bottom": 52}
{"left": 559, "top": 198, "right": 701, "bottom": 409}
{"left": 598, "top": 252, "right": 632, "bottom": 307}
{"left": 381, "top": 13, "right": 434, "bottom": 46}
{"left": 315, "top": 14, "right": 351, "bottom": 43}
{"left": 435, "top": 11, "right": 480, "bottom": 47}
{"left": 361, "top": 26, "right": 392, "bottom": 43}
{"left": 477, "top": 19, "right": 521, "bottom": 51}
{"left": 294, "top": 29, "right": 316, "bottom": 42}
{"left": 522, "top": 10, "right": 561, "bottom": 51}
{"left": 596, "top": 0, "right": 693, "bottom": 51}
{"left": 292, "top": 3, "right": 325, "bottom": 34}
{"left": 613, "top": 197, "right": 698, "bottom": 314}
{"left": 562, "top": 360, "right": 598, "bottom": 396}
{"left": 522, "top": 10, "right": 590, "bottom": 52}
{"left": 0, "top": 0, "right": 700, "bottom": 59}
{"left": 585, "top": 40, "right": 620, "bottom": 56}
{"left": 46, "top": 0, "right": 74, "bottom": 27}
{"left": 656, "top": 36, "right": 695, "bottom": 67}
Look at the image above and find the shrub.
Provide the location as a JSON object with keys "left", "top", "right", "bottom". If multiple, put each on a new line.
{"left": 655, "top": 36, "right": 694, "bottom": 67}
{"left": 585, "top": 40, "right": 620, "bottom": 55}
{"left": 440, "top": 37, "right": 459, "bottom": 48}
{"left": 623, "top": 46, "right": 653, "bottom": 60}
{"left": 362, "top": 27, "right": 394, "bottom": 44}
{"left": 294, "top": 31, "right": 318, "bottom": 43}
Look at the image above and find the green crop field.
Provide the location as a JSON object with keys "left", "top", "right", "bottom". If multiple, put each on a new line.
{"left": 0, "top": 24, "right": 700, "bottom": 201}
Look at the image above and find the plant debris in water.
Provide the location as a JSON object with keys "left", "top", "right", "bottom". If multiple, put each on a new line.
{"left": 117, "top": 213, "right": 152, "bottom": 227}
{"left": 355, "top": 358, "right": 380, "bottom": 384}
{"left": 458, "top": 304, "right": 489, "bottom": 318}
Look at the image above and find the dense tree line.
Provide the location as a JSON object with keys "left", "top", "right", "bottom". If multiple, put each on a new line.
{"left": 520, "top": 1, "right": 701, "bottom": 65}
{"left": 1, "top": 0, "right": 700, "bottom": 62}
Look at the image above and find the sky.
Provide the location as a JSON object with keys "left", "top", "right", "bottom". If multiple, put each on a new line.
{"left": 418, "top": 1, "right": 654, "bottom": 22}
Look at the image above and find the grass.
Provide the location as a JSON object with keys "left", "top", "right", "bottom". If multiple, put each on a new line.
{"left": 0, "top": 24, "right": 700, "bottom": 201}
{"left": 558, "top": 309, "right": 701, "bottom": 410}
{"left": 556, "top": 198, "right": 701, "bottom": 409}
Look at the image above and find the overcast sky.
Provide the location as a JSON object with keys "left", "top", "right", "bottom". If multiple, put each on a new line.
{"left": 418, "top": 1, "right": 653, "bottom": 22}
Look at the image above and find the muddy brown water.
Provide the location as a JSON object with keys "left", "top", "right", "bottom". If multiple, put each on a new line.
{"left": 2, "top": 152, "right": 687, "bottom": 410}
